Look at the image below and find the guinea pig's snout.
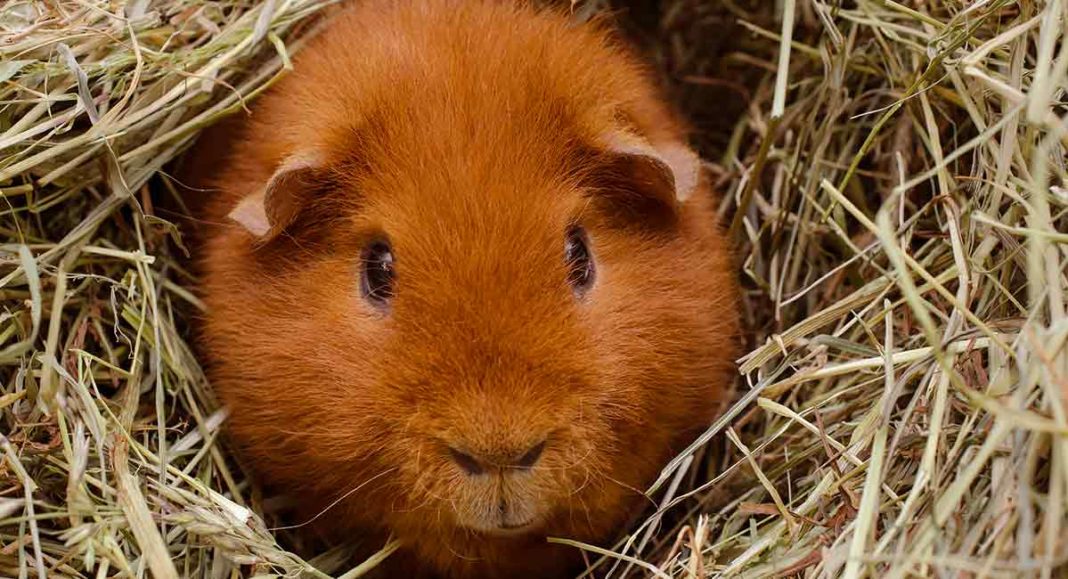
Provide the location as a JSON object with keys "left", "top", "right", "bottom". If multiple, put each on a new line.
{"left": 442, "top": 438, "right": 554, "bottom": 534}
{"left": 432, "top": 407, "right": 563, "bottom": 533}
{"left": 447, "top": 440, "right": 546, "bottom": 476}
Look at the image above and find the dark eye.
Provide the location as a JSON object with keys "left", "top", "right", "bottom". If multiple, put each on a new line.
{"left": 564, "top": 226, "right": 595, "bottom": 295}
{"left": 361, "top": 240, "right": 395, "bottom": 307}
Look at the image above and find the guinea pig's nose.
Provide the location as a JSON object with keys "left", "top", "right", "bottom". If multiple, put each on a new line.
{"left": 447, "top": 441, "right": 547, "bottom": 475}
{"left": 448, "top": 447, "right": 486, "bottom": 475}
{"left": 515, "top": 440, "right": 546, "bottom": 469}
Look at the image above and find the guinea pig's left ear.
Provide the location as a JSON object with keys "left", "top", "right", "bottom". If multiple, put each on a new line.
{"left": 228, "top": 150, "right": 326, "bottom": 241}
{"left": 597, "top": 130, "right": 701, "bottom": 207}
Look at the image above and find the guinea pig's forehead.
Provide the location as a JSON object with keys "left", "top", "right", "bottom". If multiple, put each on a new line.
{"left": 398, "top": 208, "right": 564, "bottom": 261}
{"left": 357, "top": 169, "right": 579, "bottom": 238}
{"left": 364, "top": 198, "right": 569, "bottom": 280}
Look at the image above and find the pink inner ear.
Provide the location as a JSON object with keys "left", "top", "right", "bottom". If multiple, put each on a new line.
{"left": 654, "top": 142, "right": 699, "bottom": 202}
{"left": 600, "top": 131, "right": 700, "bottom": 202}
{"left": 228, "top": 191, "right": 271, "bottom": 237}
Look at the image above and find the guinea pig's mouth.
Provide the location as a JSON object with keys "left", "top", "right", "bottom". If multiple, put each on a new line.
{"left": 478, "top": 519, "right": 539, "bottom": 538}
{"left": 500, "top": 519, "right": 533, "bottom": 530}
{"left": 498, "top": 519, "right": 535, "bottom": 532}
{"left": 458, "top": 515, "right": 543, "bottom": 537}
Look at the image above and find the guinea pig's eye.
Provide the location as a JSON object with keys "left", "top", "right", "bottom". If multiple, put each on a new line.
{"left": 361, "top": 240, "right": 395, "bottom": 307}
{"left": 564, "top": 226, "right": 595, "bottom": 296}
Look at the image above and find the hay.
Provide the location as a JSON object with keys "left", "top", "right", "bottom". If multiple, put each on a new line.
{"left": 1, "top": 0, "right": 1066, "bottom": 578}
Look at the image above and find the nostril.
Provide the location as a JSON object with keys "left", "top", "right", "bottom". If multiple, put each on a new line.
{"left": 448, "top": 447, "right": 485, "bottom": 475}
{"left": 516, "top": 440, "right": 546, "bottom": 469}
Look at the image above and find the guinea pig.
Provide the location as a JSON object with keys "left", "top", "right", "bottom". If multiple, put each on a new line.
{"left": 196, "top": 0, "right": 739, "bottom": 577}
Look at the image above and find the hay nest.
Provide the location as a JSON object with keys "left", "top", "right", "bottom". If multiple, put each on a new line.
{"left": 1, "top": 0, "right": 1066, "bottom": 577}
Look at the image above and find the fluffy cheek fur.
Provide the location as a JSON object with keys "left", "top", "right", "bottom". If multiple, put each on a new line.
{"left": 202, "top": 253, "right": 398, "bottom": 493}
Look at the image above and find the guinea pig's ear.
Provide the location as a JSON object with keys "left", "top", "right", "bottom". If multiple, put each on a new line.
{"left": 228, "top": 150, "right": 327, "bottom": 242}
{"left": 590, "top": 130, "right": 701, "bottom": 220}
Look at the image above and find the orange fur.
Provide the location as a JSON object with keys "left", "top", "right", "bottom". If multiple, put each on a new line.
{"left": 196, "top": 1, "right": 739, "bottom": 577}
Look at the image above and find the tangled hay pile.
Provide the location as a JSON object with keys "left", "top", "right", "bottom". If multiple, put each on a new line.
{"left": 1, "top": 0, "right": 1065, "bottom": 577}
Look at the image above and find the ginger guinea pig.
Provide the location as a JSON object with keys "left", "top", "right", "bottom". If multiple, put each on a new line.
{"left": 197, "top": 0, "right": 739, "bottom": 577}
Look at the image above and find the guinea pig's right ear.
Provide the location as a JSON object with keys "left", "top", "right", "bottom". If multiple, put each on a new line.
{"left": 600, "top": 130, "right": 700, "bottom": 204}
{"left": 228, "top": 151, "right": 327, "bottom": 242}
{"left": 586, "top": 130, "right": 702, "bottom": 225}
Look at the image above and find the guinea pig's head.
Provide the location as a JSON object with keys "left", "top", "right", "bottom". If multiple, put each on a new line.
{"left": 202, "top": 3, "right": 738, "bottom": 554}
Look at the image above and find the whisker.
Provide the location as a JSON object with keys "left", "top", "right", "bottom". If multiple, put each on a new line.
{"left": 269, "top": 467, "right": 397, "bottom": 531}
{"left": 597, "top": 470, "right": 657, "bottom": 510}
